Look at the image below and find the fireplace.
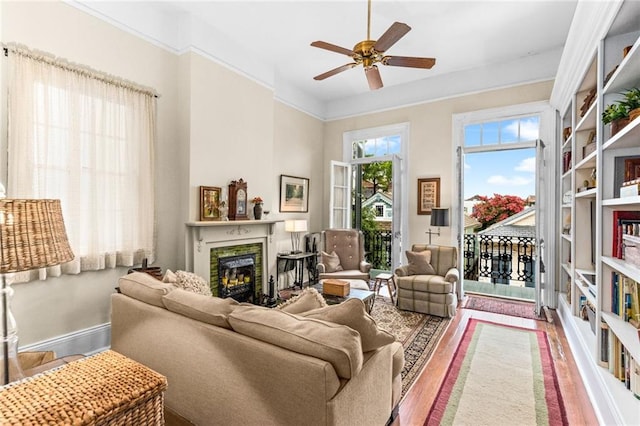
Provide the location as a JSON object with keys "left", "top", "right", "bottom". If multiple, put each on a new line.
{"left": 185, "top": 220, "right": 279, "bottom": 305}
{"left": 218, "top": 253, "right": 255, "bottom": 303}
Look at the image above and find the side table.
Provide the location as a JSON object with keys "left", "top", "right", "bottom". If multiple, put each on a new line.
{"left": 277, "top": 252, "right": 317, "bottom": 288}
{"left": 0, "top": 350, "right": 167, "bottom": 425}
{"left": 373, "top": 272, "right": 397, "bottom": 304}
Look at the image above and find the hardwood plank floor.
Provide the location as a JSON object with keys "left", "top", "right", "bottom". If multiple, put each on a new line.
{"left": 392, "top": 305, "right": 598, "bottom": 426}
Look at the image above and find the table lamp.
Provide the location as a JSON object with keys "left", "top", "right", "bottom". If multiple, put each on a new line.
{"left": 0, "top": 197, "right": 74, "bottom": 385}
{"left": 426, "top": 208, "right": 449, "bottom": 245}
{"left": 284, "top": 219, "right": 308, "bottom": 254}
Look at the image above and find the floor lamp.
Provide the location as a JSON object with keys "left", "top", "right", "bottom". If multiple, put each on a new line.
{"left": 0, "top": 198, "right": 74, "bottom": 385}
{"left": 426, "top": 208, "right": 449, "bottom": 245}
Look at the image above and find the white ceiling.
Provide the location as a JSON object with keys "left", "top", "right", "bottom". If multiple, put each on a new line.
{"left": 73, "top": 0, "right": 579, "bottom": 120}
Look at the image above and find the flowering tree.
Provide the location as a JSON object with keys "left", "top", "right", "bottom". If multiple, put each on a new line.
{"left": 471, "top": 194, "right": 526, "bottom": 229}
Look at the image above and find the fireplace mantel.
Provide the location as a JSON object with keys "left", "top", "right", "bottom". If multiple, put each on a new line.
{"left": 185, "top": 220, "right": 283, "bottom": 295}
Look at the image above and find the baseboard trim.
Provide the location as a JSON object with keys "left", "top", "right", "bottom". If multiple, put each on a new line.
{"left": 19, "top": 323, "right": 111, "bottom": 357}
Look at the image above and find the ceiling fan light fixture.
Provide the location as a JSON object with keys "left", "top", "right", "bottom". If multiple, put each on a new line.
{"left": 310, "top": 0, "right": 435, "bottom": 90}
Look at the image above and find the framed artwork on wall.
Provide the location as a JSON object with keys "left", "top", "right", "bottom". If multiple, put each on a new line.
{"left": 417, "top": 177, "right": 440, "bottom": 215}
{"left": 280, "top": 175, "right": 309, "bottom": 213}
{"left": 200, "top": 186, "right": 221, "bottom": 221}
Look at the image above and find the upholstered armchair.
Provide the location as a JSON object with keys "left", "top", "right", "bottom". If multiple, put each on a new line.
{"left": 394, "top": 244, "right": 459, "bottom": 318}
{"left": 317, "top": 229, "right": 372, "bottom": 281}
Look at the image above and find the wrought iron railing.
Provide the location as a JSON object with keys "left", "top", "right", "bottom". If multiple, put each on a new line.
{"left": 464, "top": 234, "right": 536, "bottom": 287}
{"left": 362, "top": 229, "right": 392, "bottom": 270}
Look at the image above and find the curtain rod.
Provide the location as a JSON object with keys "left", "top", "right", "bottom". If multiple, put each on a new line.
{"left": 0, "top": 44, "right": 160, "bottom": 98}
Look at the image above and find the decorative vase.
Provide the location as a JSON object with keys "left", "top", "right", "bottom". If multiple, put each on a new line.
{"left": 253, "top": 203, "right": 263, "bottom": 220}
{"left": 611, "top": 117, "right": 630, "bottom": 137}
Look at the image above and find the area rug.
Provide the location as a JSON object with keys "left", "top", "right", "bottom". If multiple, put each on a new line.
{"left": 463, "top": 294, "right": 543, "bottom": 320}
{"left": 370, "top": 296, "right": 450, "bottom": 399}
{"left": 425, "top": 319, "right": 568, "bottom": 426}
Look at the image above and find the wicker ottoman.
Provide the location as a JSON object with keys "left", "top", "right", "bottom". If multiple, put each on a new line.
{"left": 0, "top": 350, "right": 167, "bottom": 425}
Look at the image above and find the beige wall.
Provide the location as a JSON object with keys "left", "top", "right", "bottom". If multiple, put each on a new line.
{"left": 323, "top": 80, "right": 553, "bottom": 250}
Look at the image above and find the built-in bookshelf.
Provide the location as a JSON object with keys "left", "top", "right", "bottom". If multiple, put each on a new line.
{"left": 556, "top": 2, "right": 640, "bottom": 423}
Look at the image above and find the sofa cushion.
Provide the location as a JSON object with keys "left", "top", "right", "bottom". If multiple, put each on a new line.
{"left": 300, "top": 298, "right": 395, "bottom": 352}
{"left": 118, "top": 272, "right": 175, "bottom": 307}
{"left": 162, "top": 289, "right": 238, "bottom": 329}
{"left": 406, "top": 250, "right": 436, "bottom": 275}
{"left": 228, "top": 306, "right": 363, "bottom": 379}
{"left": 321, "top": 251, "right": 344, "bottom": 273}
{"left": 276, "top": 287, "right": 327, "bottom": 314}
{"left": 396, "top": 274, "right": 454, "bottom": 294}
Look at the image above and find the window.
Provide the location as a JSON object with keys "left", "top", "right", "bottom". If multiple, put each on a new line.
{"left": 6, "top": 46, "right": 156, "bottom": 279}
{"left": 375, "top": 205, "right": 384, "bottom": 217}
{"left": 464, "top": 116, "right": 539, "bottom": 147}
{"left": 351, "top": 135, "right": 401, "bottom": 159}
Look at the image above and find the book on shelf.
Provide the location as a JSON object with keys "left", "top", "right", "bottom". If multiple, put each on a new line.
{"left": 562, "top": 151, "right": 572, "bottom": 174}
{"left": 610, "top": 271, "right": 640, "bottom": 324}
{"left": 612, "top": 211, "right": 640, "bottom": 258}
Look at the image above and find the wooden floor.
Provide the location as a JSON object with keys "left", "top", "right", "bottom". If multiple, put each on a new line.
{"left": 393, "top": 304, "right": 598, "bottom": 426}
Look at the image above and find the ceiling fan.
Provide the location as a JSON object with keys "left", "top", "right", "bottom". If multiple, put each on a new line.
{"left": 311, "top": 0, "right": 436, "bottom": 90}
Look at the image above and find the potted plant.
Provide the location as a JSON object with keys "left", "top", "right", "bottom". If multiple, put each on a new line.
{"left": 602, "top": 103, "right": 630, "bottom": 136}
{"left": 621, "top": 87, "right": 640, "bottom": 122}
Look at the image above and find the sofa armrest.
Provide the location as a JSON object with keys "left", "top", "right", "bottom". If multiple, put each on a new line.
{"left": 317, "top": 263, "right": 327, "bottom": 273}
{"left": 394, "top": 265, "right": 410, "bottom": 277}
{"left": 444, "top": 267, "right": 459, "bottom": 283}
{"left": 360, "top": 261, "right": 372, "bottom": 273}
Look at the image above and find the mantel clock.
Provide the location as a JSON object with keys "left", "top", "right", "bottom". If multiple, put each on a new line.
{"left": 228, "top": 179, "right": 248, "bottom": 220}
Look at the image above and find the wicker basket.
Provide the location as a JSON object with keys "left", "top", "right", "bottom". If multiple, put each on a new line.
{"left": 0, "top": 350, "right": 167, "bottom": 425}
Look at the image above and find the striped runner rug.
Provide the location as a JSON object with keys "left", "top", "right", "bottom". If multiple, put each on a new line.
{"left": 425, "top": 319, "right": 568, "bottom": 426}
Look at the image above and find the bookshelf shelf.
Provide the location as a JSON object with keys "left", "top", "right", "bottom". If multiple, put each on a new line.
{"left": 602, "top": 256, "right": 640, "bottom": 283}
{"left": 575, "top": 98, "right": 598, "bottom": 132}
{"left": 601, "top": 311, "right": 640, "bottom": 360}
{"left": 603, "top": 38, "right": 640, "bottom": 95}
{"left": 575, "top": 188, "right": 597, "bottom": 199}
{"left": 603, "top": 196, "right": 640, "bottom": 207}
{"left": 575, "top": 151, "right": 597, "bottom": 170}
{"left": 602, "top": 117, "right": 640, "bottom": 151}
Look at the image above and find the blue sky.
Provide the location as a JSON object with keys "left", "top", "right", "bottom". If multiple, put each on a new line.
{"left": 463, "top": 116, "right": 539, "bottom": 199}
{"left": 464, "top": 148, "right": 536, "bottom": 199}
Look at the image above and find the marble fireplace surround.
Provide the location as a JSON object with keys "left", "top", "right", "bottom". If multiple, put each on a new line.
{"left": 185, "top": 220, "right": 280, "bottom": 297}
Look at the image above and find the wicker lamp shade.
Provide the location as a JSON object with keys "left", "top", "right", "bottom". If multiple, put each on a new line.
{"left": 0, "top": 199, "right": 74, "bottom": 273}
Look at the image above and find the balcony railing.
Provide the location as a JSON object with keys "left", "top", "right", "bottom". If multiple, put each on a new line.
{"left": 362, "top": 229, "right": 392, "bottom": 270}
{"left": 464, "top": 234, "right": 536, "bottom": 287}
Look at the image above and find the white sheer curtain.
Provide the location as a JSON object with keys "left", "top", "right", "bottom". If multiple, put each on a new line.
{"left": 6, "top": 45, "right": 156, "bottom": 281}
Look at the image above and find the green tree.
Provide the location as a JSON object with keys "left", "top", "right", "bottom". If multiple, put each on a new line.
{"left": 362, "top": 161, "right": 392, "bottom": 194}
{"left": 360, "top": 205, "right": 379, "bottom": 231}
{"left": 471, "top": 194, "right": 526, "bottom": 229}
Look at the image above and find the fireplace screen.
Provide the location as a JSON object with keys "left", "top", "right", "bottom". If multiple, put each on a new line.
{"left": 218, "top": 254, "right": 255, "bottom": 303}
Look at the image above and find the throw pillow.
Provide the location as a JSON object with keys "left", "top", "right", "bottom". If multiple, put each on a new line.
{"left": 321, "top": 251, "right": 344, "bottom": 273}
{"left": 162, "top": 289, "right": 239, "bottom": 329}
{"left": 228, "top": 305, "right": 363, "bottom": 379}
{"left": 163, "top": 269, "right": 178, "bottom": 283}
{"left": 300, "top": 298, "right": 396, "bottom": 352}
{"left": 406, "top": 250, "right": 436, "bottom": 275}
{"left": 173, "top": 270, "right": 212, "bottom": 296}
{"left": 118, "top": 272, "right": 175, "bottom": 307}
{"left": 276, "top": 287, "right": 327, "bottom": 314}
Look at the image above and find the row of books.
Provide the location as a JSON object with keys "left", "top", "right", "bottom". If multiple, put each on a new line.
{"left": 612, "top": 211, "right": 640, "bottom": 259}
{"left": 600, "top": 323, "right": 640, "bottom": 399}
{"left": 610, "top": 272, "right": 640, "bottom": 328}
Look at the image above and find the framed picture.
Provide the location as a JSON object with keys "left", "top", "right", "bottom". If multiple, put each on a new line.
{"left": 280, "top": 175, "right": 309, "bottom": 213}
{"left": 417, "top": 178, "right": 440, "bottom": 215}
{"left": 200, "top": 186, "right": 221, "bottom": 221}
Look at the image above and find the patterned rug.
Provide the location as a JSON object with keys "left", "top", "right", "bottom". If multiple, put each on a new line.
{"left": 463, "top": 295, "right": 543, "bottom": 320}
{"left": 370, "top": 296, "right": 450, "bottom": 399}
{"left": 425, "top": 319, "right": 568, "bottom": 426}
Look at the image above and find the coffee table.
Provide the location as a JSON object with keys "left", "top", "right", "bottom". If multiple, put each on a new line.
{"left": 313, "top": 282, "right": 376, "bottom": 313}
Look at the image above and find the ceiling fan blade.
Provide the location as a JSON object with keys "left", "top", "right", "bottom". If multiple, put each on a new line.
{"left": 383, "top": 56, "right": 436, "bottom": 69}
{"left": 313, "top": 63, "right": 357, "bottom": 81}
{"left": 310, "top": 41, "right": 354, "bottom": 57}
{"left": 374, "top": 22, "right": 411, "bottom": 52}
{"left": 365, "top": 65, "right": 383, "bottom": 90}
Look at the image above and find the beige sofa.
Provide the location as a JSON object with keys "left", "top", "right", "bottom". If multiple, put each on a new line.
{"left": 111, "top": 272, "right": 404, "bottom": 426}
{"left": 394, "top": 244, "right": 459, "bottom": 318}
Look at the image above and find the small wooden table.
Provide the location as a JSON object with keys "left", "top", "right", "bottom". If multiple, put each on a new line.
{"left": 373, "top": 272, "right": 397, "bottom": 304}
